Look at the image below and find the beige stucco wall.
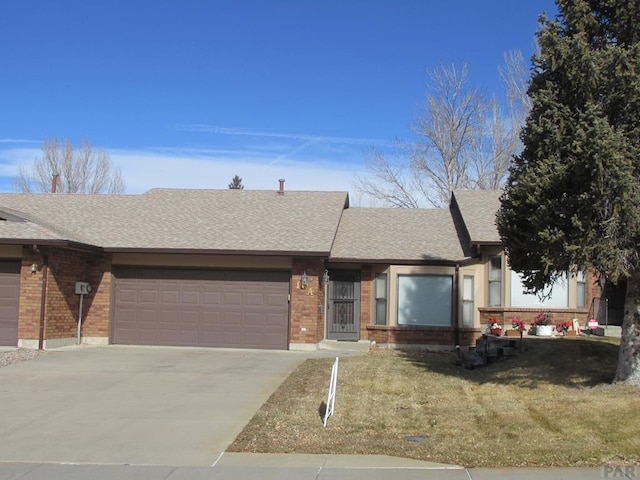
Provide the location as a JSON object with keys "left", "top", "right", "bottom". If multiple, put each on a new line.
{"left": 386, "top": 265, "right": 457, "bottom": 327}
{"left": 111, "top": 253, "right": 293, "bottom": 269}
{"left": 0, "top": 245, "right": 23, "bottom": 258}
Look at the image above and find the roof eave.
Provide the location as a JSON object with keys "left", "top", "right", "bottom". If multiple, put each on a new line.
{"left": 471, "top": 240, "right": 502, "bottom": 247}
{"left": 328, "top": 256, "right": 470, "bottom": 266}
{"left": 0, "top": 238, "right": 102, "bottom": 253}
{"left": 104, "top": 247, "right": 331, "bottom": 257}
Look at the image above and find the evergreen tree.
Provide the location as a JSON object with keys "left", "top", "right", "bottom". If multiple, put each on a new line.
{"left": 228, "top": 175, "right": 244, "bottom": 190}
{"left": 496, "top": 0, "right": 640, "bottom": 384}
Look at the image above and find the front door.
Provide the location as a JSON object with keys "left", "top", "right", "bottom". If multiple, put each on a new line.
{"left": 327, "top": 271, "right": 360, "bottom": 341}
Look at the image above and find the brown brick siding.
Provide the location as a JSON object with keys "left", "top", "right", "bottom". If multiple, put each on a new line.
{"left": 289, "top": 258, "right": 325, "bottom": 344}
{"left": 359, "top": 266, "right": 373, "bottom": 340}
{"left": 480, "top": 271, "right": 602, "bottom": 333}
{"left": 18, "top": 248, "right": 44, "bottom": 341}
{"left": 479, "top": 307, "right": 589, "bottom": 333}
{"left": 367, "top": 325, "right": 481, "bottom": 347}
{"left": 17, "top": 246, "right": 112, "bottom": 345}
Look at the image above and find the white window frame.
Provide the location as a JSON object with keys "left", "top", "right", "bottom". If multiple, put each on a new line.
{"left": 462, "top": 275, "right": 475, "bottom": 327}
{"left": 488, "top": 255, "right": 502, "bottom": 306}
{"left": 577, "top": 271, "right": 587, "bottom": 309}
{"left": 374, "top": 273, "right": 388, "bottom": 325}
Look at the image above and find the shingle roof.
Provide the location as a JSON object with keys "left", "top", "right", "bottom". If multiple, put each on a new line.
{"left": 0, "top": 189, "right": 349, "bottom": 254}
{"left": 452, "top": 189, "right": 502, "bottom": 244}
{"left": 330, "top": 207, "right": 467, "bottom": 262}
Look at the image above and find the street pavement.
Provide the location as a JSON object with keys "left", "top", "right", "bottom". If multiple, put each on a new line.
{"left": 0, "top": 456, "right": 628, "bottom": 479}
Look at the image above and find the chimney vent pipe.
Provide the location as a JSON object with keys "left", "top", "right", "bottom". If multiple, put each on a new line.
{"left": 278, "top": 179, "right": 285, "bottom": 195}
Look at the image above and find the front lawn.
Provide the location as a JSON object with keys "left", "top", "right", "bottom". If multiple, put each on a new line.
{"left": 228, "top": 336, "right": 640, "bottom": 467}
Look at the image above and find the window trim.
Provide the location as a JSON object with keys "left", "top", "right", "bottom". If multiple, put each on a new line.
{"left": 374, "top": 273, "right": 388, "bottom": 325}
{"left": 488, "top": 255, "right": 502, "bottom": 307}
{"left": 576, "top": 271, "right": 587, "bottom": 309}
{"left": 396, "top": 273, "right": 453, "bottom": 327}
{"left": 462, "top": 274, "right": 475, "bottom": 328}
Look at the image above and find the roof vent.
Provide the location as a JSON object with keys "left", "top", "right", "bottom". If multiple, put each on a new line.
{"left": 278, "top": 179, "right": 285, "bottom": 195}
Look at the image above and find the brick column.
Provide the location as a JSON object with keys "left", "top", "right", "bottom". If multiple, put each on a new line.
{"left": 290, "top": 258, "right": 324, "bottom": 346}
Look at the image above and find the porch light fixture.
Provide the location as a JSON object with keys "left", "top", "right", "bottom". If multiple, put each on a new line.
{"left": 322, "top": 269, "right": 330, "bottom": 285}
{"left": 31, "top": 263, "right": 38, "bottom": 274}
{"left": 301, "top": 271, "right": 308, "bottom": 288}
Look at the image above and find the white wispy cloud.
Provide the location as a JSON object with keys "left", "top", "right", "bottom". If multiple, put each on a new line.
{"left": 0, "top": 126, "right": 378, "bottom": 194}
{"left": 0, "top": 138, "right": 39, "bottom": 144}
{"left": 174, "top": 124, "right": 392, "bottom": 147}
{"left": 110, "top": 148, "right": 359, "bottom": 193}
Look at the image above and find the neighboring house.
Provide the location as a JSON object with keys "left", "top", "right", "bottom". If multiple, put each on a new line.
{"left": 0, "top": 185, "right": 598, "bottom": 350}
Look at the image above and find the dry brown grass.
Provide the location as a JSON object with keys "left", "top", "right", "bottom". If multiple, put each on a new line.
{"left": 228, "top": 335, "right": 640, "bottom": 467}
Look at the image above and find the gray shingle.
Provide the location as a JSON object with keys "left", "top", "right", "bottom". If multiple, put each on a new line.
{"left": 452, "top": 190, "right": 502, "bottom": 244}
{"left": 0, "top": 189, "right": 349, "bottom": 253}
{"left": 330, "top": 207, "right": 467, "bottom": 262}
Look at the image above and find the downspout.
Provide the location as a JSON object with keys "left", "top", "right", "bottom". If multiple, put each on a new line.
{"left": 38, "top": 256, "right": 49, "bottom": 350}
{"left": 454, "top": 264, "right": 460, "bottom": 346}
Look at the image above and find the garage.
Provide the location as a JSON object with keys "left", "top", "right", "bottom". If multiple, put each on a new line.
{"left": 113, "top": 268, "right": 290, "bottom": 349}
{"left": 0, "top": 261, "right": 20, "bottom": 346}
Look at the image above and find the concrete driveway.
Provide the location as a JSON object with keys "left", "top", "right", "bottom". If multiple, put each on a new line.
{"left": 0, "top": 346, "right": 310, "bottom": 466}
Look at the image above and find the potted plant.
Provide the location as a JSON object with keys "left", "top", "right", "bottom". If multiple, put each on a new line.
{"left": 487, "top": 317, "right": 503, "bottom": 336}
{"left": 507, "top": 318, "right": 526, "bottom": 337}
{"left": 532, "top": 312, "right": 554, "bottom": 336}
{"left": 555, "top": 320, "right": 572, "bottom": 336}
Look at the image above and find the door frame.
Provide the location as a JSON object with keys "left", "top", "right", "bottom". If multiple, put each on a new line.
{"left": 326, "top": 270, "right": 360, "bottom": 341}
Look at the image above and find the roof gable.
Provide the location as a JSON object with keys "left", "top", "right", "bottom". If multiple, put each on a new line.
{"left": 0, "top": 189, "right": 349, "bottom": 254}
{"left": 451, "top": 190, "right": 502, "bottom": 245}
{"left": 330, "top": 207, "right": 467, "bottom": 263}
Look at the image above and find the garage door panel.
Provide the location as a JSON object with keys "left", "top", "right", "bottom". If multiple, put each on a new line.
{"left": 264, "top": 312, "right": 287, "bottom": 327}
{"left": 223, "top": 292, "right": 242, "bottom": 305}
{"left": 139, "top": 290, "right": 159, "bottom": 304}
{"left": 245, "top": 293, "right": 265, "bottom": 306}
{"left": 114, "top": 269, "right": 289, "bottom": 349}
{"left": 202, "top": 292, "right": 221, "bottom": 305}
{"left": 159, "top": 310, "right": 179, "bottom": 323}
{"left": 267, "top": 293, "right": 287, "bottom": 306}
{"left": 160, "top": 290, "right": 179, "bottom": 303}
{"left": 117, "top": 289, "right": 138, "bottom": 303}
{"left": 180, "top": 291, "right": 199, "bottom": 304}
{"left": 201, "top": 311, "right": 220, "bottom": 326}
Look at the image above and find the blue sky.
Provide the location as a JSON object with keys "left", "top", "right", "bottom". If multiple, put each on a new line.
{"left": 0, "top": 0, "right": 557, "bottom": 196}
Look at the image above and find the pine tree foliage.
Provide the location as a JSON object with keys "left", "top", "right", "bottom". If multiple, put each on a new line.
{"left": 228, "top": 175, "right": 244, "bottom": 190}
{"left": 496, "top": 0, "right": 640, "bottom": 384}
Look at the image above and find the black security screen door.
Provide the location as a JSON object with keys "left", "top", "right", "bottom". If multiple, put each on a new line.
{"left": 327, "top": 271, "right": 360, "bottom": 341}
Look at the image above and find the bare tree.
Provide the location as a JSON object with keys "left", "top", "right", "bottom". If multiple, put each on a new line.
{"left": 355, "top": 53, "right": 531, "bottom": 207}
{"left": 14, "top": 136, "right": 126, "bottom": 194}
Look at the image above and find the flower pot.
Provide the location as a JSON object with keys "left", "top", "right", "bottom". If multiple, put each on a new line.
{"left": 490, "top": 328, "right": 502, "bottom": 336}
{"left": 505, "top": 330, "right": 521, "bottom": 337}
{"left": 536, "top": 324, "right": 554, "bottom": 337}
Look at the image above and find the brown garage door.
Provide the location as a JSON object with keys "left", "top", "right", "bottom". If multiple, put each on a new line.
{"left": 0, "top": 261, "right": 20, "bottom": 346}
{"left": 113, "top": 268, "right": 290, "bottom": 349}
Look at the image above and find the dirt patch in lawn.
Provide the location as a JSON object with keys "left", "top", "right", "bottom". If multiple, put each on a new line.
{"left": 228, "top": 336, "right": 640, "bottom": 467}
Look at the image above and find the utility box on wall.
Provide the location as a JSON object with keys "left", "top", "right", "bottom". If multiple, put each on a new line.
{"left": 75, "top": 282, "right": 92, "bottom": 295}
